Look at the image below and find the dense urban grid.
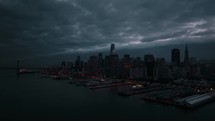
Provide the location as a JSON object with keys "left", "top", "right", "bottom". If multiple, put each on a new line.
{"left": 18, "top": 43, "right": 215, "bottom": 109}
{"left": 39, "top": 43, "right": 215, "bottom": 81}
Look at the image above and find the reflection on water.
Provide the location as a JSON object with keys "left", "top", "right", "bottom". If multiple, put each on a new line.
{"left": 0, "top": 69, "right": 215, "bottom": 121}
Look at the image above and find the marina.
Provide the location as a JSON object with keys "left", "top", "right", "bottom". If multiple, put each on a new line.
{"left": 88, "top": 82, "right": 133, "bottom": 90}
{"left": 16, "top": 69, "right": 215, "bottom": 109}
{"left": 51, "top": 74, "right": 215, "bottom": 109}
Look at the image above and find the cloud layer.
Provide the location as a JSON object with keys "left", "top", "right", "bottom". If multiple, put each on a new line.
{"left": 0, "top": 0, "right": 215, "bottom": 64}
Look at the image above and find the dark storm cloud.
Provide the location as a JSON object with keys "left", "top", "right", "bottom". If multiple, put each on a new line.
{"left": 0, "top": 0, "right": 215, "bottom": 63}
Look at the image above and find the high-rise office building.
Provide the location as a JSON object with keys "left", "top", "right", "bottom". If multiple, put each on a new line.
{"left": 98, "top": 53, "right": 103, "bottom": 60}
{"left": 144, "top": 54, "right": 155, "bottom": 78}
{"left": 184, "top": 44, "right": 190, "bottom": 67}
{"left": 87, "top": 55, "right": 98, "bottom": 76}
{"left": 75, "top": 56, "right": 82, "bottom": 72}
{"left": 144, "top": 54, "right": 155, "bottom": 63}
{"left": 171, "top": 48, "right": 180, "bottom": 66}
{"left": 110, "top": 43, "right": 116, "bottom": 55}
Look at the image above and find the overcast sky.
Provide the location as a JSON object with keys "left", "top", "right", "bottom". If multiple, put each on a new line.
{"left": 0, "top": 0, "right": 215, "bottom": 66}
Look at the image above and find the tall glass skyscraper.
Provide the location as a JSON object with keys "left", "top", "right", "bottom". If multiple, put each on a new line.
{"left": 184, "top": 44, "right": 190, "bottom": 67}
{"left": 171, "top": 48, "right": 180, "bottom": 66}
{"left": 110, "top": 43, "right": 116, "bottom": 55}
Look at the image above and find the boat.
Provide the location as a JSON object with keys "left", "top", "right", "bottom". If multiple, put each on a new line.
{"left": 85, "top": 81, "right": 100, "bottom": 87}
{"left": 18, "top": 69, "right": 37, "bottom": 74}
{"left": 52, "top": 75, "right": 69, "bottom": 80}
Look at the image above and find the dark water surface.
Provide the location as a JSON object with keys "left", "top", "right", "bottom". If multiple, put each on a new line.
{"left": 0, "top": 69, "right": 215, "bottom": 121}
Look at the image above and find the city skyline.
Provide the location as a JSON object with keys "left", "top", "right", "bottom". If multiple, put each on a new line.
{"left": 1, "top": 1, "right": 215, "bottom": 120}
{"left": 42, "top": 43, "right": 214, "bottom": 81}
{"left": 1, "top": 42, "right": 215, "bottom": 67}
{"left": 0, "top": 0, "right": 215, "bottom": 66}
